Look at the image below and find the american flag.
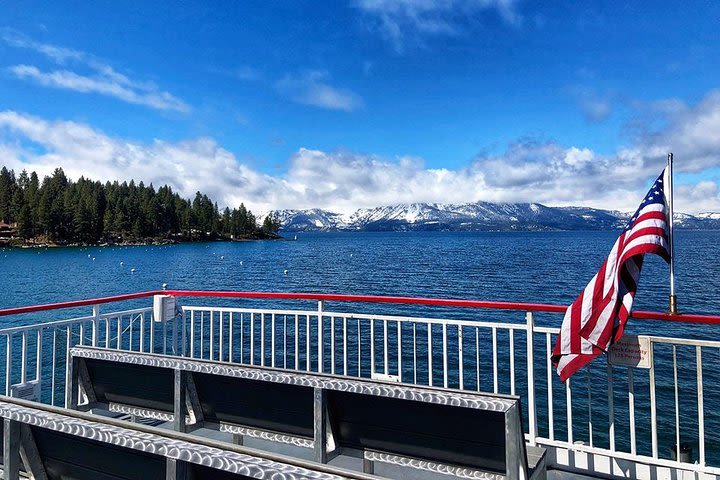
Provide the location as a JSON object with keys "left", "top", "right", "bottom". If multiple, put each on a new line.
{"left": 551, "top": 170, "right": 671, "bottom": 381}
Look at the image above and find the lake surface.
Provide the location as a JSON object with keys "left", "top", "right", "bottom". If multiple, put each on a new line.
{"left": 2, "top": 230, "right": 720, "bottom": 324}
{"left": 2, "top": 230, "right": 720, "bottom": 463}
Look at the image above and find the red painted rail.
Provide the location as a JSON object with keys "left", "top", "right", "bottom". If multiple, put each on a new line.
{"left": 1, "top": 289, "right": 720, "bottom": 325}
{"left": 0, "top": 291, "right": 163, "bottom": 317}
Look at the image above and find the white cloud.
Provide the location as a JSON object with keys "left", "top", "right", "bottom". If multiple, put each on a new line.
{"left": 355, "top": 0, "right": 521, "bottom": 52}
{"left": 1, "top": 30, "right": 189, "bottom": 113}
{"left": 1, "top": 87, "right": 719, "bottom": 217}
{"left": 275, "top": 71, "right": 363, "bottom": 112}
{"left": 1, "top": 28, "right": 83, "bottom": 64}
{"left": 8, "top": 65, "right": 189, "bottom": 113}
{"left": 677, "top": 181, "right": 720, "bottom": 213}
{"left": 0, "top": 111, "right": 272, "bottom": 210}
{"left": 636, "top": 90, "right": 720, "bottom": 173}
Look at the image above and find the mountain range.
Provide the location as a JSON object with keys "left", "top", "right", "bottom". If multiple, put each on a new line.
{"left": 268, "top": 202, "right": 720, "bottom": 232}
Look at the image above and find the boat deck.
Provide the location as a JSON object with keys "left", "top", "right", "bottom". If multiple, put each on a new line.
{"left": 0, "top": 290, "right": 719, "bottom": 479}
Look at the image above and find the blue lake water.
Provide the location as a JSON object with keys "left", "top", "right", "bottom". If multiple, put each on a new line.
{"left": 2, "top": 230, "right": 720, "bottom": 326}
{"left": 1, "top": 230, "right": 720, "bottom": 463}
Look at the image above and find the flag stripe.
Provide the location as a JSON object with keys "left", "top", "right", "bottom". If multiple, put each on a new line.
{"left": 552, "top": 170, "right": 671, "bottom": 381}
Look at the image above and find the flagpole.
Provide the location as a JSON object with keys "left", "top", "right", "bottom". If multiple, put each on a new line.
{"left": 667, "top": 152, "right": 677, "bottom": 314}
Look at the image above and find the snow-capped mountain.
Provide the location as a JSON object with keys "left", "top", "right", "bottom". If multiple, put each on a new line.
{"left": 267, "top": 201, "right": 720, "bottom": 232}
{"left": 268, "top": 209, "right": 348, "bottom": 231}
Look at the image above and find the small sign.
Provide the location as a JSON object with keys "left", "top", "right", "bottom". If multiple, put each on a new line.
{"left": 10, "top": 379, "right": 40, "bottom": 402}
{"left": 609, "top": 335, "right": 652, "bottom": 369}
{"left": 371, "top": 372, "right": 401, "bottom": 383}
{"left": 153, "top": 295, "right": 176, "bottom": 323}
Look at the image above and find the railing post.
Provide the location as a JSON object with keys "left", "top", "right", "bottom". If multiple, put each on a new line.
{"left": 697, "top": 346, "right": 705, "bottom": 465}
{"left": 5, "top": 335, "right": 11, "bottom": 396}
{"left": 317, "top": 301, "right": 324, "bottom": 373}
{"left": 92, "top": 304, "right": 100, "bottom": 347}
{"left": 526, "top": 311, "right": 537, "bottom": 446}
{"left": 649, "top": 342, "right": 658, "bottom": 458}
{"left": 35, "top": 328, "right": 43, "bottom": 394}
{"left": 172, "top": 312, "right": 179, "bottom": 356}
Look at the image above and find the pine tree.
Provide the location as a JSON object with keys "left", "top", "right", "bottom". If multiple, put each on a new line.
{"left": 0, "top": 164, "right": 266, "bottom": 244}
{"left": 0, "top": 167, "right": 16, "bottom": 222}
{"left": 261, "top": 212, "right": 281, "bottom": 234}
{"left": 17, "top": 204, "right": 33, "bottom": 239}
{"left": 221, "top": 207, "right": 231, "bottom": 235}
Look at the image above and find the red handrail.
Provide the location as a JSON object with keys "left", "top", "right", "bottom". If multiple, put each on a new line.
{"left": 0, "top": 291, "right": 163, "bottom": 317}
{"left": 164, "top": 290, "right": 569, "bottom": 313}
{"left": 1, "top": 289, "right": 720, "bottom": 325}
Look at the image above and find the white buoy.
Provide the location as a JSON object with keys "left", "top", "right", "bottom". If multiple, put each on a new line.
{"left": 240, "top": 261, "right": 243, "bottom": 265}
{"left": 131, "top": 268, "right": 136, "bottom": 273}
{"left": 284, "top": 269, "right": 288, "bottom": 275}
{"left": 120, "top": 261, "right": 124, "bottom": 266}
{"left": 88, "top": 254, "right": 91, "bottom": 258}
{"left": 220, "top": 255, "right": 224, "bottom": 260}
{"left": 92, "top": 257, "right": 95, "bottom": 261}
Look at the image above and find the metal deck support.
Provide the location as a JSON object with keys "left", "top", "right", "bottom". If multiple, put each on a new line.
{"left": 3, "top": 419, "right": 20, "bottom": 480}
{"left": 166, "top": 458, "right": 188, "bottom": 480}
{"left": 313, "top": 387, "right": 327, "bottom": 464}
{"left": 19, "top": 424, "right": 48, "bottom": 480}
{"left": 174, "top": 369, "right": 187, "bottom": 433}
{"left": 363, "top": 457, "right": 374, "bottom": 475}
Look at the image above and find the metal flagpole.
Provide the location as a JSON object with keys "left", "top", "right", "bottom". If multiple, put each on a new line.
{"left": 667, "top": 152, "right": 677, "bottom": 314}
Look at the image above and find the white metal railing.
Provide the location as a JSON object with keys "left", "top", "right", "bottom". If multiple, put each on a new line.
{"left": 0, "top": 306, "right": 173, "bottom": 407}
{"left": 1, "top": 297, "right": 718, "bottom": 479}
{"left": 180, "top": 304, "right": 720, "bottom": 478}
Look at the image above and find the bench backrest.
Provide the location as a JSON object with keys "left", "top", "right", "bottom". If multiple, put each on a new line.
{"left": 327, "top": 389, "right": 509, "bottom": 474}
{"left": 83, "top": 357, "right": 175, "bottom": 413}
{"left": 192, "top": 372, "right": 315, "bottom": 437}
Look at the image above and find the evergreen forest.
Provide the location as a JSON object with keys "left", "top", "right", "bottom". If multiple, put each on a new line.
{"left": 0, "top": 166, "right": 281, "bottom": 245}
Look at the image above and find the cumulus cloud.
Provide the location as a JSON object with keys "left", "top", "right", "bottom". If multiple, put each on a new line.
{"left": 0, "top": 111, "right": 272, "bottom": 210}
{"left": 630, "top": 89, "right": 720, "bottom": 173}
{"left": 354, "top": 0, "right": 521, "bottom": 52}
{"left": 469, "top": 142, "right": 650, "bottom": 210}
{"left": 284, "top": 148, "right": 474, "bottom": 210}
{"left": 676, "top": 181, "right": 720, "bottom": 213}
{"left": 275, "top": 71, "right": 364, "bottom": 112}
{"left": 1, "top": 87, "right": 719, "bottom": 216}
{"left": 1, "top": 30, "right": 189, "bottom": 113}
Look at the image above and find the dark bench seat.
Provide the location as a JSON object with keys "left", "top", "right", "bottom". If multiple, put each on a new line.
{"left": 0, "top": 396, "right": 380, "bottom": 480}
{"left": 67, "top": 347, "right": 546, "bottom": 480}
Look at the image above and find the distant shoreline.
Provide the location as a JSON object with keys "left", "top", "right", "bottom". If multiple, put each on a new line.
{"left": 0, "top": 232, "right": 283, "bottom": 249}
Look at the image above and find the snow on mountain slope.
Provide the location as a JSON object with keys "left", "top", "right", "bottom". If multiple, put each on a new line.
{"left": 269, "top": 209, "right": 347, "bottom": 231}
{"left": 268, "top": 203, "right": 720, "bottom": 232}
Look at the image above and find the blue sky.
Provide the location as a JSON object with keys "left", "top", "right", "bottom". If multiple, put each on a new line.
{"left": 1, "top": 1, "right": 719, "bottom": 214}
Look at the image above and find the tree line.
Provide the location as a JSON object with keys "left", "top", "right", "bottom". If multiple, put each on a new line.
{"left": 0, "top": 166, "right": 281, "bottom": 244}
